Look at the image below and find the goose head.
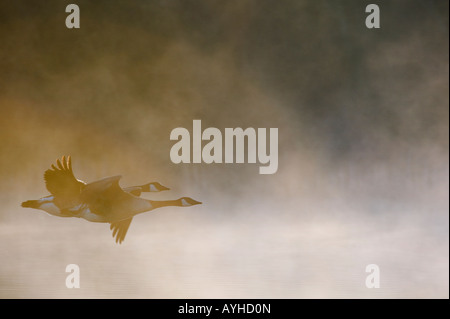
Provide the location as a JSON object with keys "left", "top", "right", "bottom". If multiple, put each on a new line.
{"left": 144, "top": 182, "right": 170, "bottom": 192}
{"left": 179, "top": 197, "right": 202, "bottom": 207}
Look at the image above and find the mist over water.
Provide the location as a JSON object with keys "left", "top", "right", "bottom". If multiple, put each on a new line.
{"left": 0, "top": 1, "right": 448, "bottom": 298}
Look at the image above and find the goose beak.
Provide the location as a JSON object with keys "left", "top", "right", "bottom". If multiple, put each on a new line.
{"left": 158, "top": 184, "right": 170, "bottom": 191}
{"left": 190, "top": 199, "right": 202, "bottom": 205}
{"left": 151, "top": 182, "right": 170, "bottom": 191}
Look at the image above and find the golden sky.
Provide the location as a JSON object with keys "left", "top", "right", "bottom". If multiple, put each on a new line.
{"left": 0, "top": 0, "right": 448, "bottom": 298}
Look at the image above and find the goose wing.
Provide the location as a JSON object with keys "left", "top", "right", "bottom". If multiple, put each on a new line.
{"left": 80, "top": 175, "right": 137, "bottom": 216}
{"left": 122, "top": 186, "right": 142, "bottom": 196}
{"left": 44, "top": 156, "right": 85, "bottom": 208}
{"left": 110, "top": 218, "right": 133, "bottom": 244}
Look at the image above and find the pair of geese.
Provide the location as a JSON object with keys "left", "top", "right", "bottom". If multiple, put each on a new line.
{"left": 22, "top": 156, "right": 201, "bottom": 244}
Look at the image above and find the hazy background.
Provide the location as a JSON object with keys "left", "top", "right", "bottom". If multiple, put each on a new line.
{"left": 0, "top": 0, "right": 448, "bottom": 298}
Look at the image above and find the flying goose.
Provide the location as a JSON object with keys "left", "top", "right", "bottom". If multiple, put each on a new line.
{"left": 21, "top": 156, "right": 202, "bottom": 243}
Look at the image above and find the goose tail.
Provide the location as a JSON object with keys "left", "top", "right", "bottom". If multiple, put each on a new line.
{"left": 21, "top": 200, "right": 40, "bottom": 208}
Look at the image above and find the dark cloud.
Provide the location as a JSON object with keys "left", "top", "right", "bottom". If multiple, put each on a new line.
{"left": 0, "top": 0, "right": 447, "bottom": 298}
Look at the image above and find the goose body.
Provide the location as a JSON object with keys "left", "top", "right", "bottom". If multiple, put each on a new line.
{"left": 22, "top": 156, "right": 201, "bottom": 243}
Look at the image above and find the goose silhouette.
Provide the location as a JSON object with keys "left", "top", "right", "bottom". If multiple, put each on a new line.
{"left": 21, "top": 156, "right": 201, "bottom": 243}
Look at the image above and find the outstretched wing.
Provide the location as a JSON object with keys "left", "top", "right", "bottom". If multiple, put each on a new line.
{"left": 110, "top": 218, "right": 133, "bottom": 244}
{"left": 80, "top": 175, "right": 138, "bottom": 217}
{"left": 44, "top": 156, "right": 85, "bottom": 208}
